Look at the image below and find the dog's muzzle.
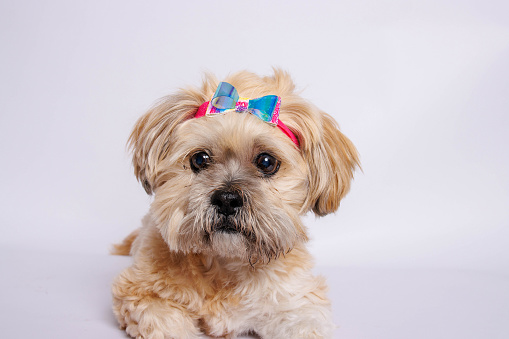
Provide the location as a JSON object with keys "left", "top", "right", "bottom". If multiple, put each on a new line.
{"left": 211, "top": 189, "right": 244, "bottom": 233}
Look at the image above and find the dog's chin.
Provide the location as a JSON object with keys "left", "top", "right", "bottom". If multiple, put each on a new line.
{"left": 206, "top": 229, "right": 249, "bottom": 260}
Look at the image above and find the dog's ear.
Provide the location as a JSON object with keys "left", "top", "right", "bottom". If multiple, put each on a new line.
{"left": 303, "top": 111, "right": 360, "bottom": 216}
{"left": 128, "top": 77, "right": 216, "bottom": 194}
{"left": 281, "top": 101, "right": 360, "bottom": 216}
{"left": 261, "top": 69, "right": 360, "bottom": 215}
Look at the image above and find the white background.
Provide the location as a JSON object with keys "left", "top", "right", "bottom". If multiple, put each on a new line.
{"left": 1, "top": 0, "right": 508, "bottom": 338}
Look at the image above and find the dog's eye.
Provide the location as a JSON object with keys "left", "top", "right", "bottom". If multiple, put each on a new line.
{"left": 255, "top": 153, "right": 280, "bottom": 176}
{"left": 190, "top": 151, "right": 211, "bottom": 172}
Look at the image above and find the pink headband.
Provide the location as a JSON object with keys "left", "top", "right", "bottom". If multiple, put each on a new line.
{"left": 194, "top": 82, "right": 299, "bottom": 147}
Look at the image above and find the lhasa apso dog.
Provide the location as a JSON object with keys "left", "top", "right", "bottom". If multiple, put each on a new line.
{"left": 112, "top": 69, "right": 359, "bottom": 339}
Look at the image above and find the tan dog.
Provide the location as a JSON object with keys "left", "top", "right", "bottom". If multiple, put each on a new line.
{"left": 112, "top": 69, "right": 359, "bottom": 338}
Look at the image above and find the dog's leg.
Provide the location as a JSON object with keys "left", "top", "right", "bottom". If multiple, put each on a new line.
{"left": 255, "top": 275, "right": 335, "bottom": 339}
{"left": 112, "top": 267, "right": 201, "bottom": 339}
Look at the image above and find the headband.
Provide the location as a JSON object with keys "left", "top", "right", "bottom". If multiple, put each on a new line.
{"left": 194, "top": 82, "right": 299, "bottom": 147}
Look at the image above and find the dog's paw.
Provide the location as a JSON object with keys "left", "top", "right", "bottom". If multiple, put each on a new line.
{"left": 260, "top": 325, "right": 333, "bottom": 339}
{"left": 114, "top": 297, "right": 201, "bottom": 339}
{"left": 256, "top": 300, "right": 335, "bottom": 339}
{"left": 263, "top": 324, "right": 334, "bottom": 339}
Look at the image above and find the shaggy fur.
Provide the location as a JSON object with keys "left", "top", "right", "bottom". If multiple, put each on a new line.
{"left": 112, "top": 69, "right": 359, "bottom": 338}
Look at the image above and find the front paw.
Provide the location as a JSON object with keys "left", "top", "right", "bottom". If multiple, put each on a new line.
{"left": 257, "top": 301, "right": 335, "bottom": 339}
{"left": 113, "top": 297, "right": 201, "bottom": 339}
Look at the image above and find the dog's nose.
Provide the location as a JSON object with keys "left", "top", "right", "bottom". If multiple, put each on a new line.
{"left": 211, "top": 190, "right": 243, "bottom": 216}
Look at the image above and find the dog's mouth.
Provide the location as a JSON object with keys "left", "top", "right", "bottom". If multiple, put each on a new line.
{"left": 211, "top": 216, "right": 244, "bottom": 234}
{"left": 214, "top": 221, "right": 239, "bottom": 234}
{"left": 206, "top": 216, "right": 254, "bottom": 239}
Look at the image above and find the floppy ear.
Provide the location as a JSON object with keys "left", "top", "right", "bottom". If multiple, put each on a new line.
{"left": 281, "top": 101, "right": 360, "bottom": 216}
{"left": 128, "top": 76, "right": 217, "bottom": 194}
{"left": 303, "top": 111, "right": 360, "bottom": 216}
{"left": 260, "top": 69, "right": 360, "bottom": 215}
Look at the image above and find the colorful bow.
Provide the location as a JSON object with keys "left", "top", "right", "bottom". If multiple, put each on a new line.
{"left": 206, "top": 82, "right": 281, "bottom": 125}
{"left": 194, "top": 82, "right": 299, "bottom": 147}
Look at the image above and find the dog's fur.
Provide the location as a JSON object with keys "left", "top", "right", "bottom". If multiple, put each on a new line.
{"left": 112, "top": 69, "right": 359, "bottom": 338}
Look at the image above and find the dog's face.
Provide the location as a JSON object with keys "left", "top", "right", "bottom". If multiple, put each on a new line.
{"left": 129, "top": 70, "right": 359, "bottom": 263}
{"left": 151, "top": 112, "right": 309, "bottom": 264}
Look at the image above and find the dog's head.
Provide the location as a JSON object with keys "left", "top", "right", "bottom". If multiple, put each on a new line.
{"left": 129, "top": 70, "right": 359, "bottom": 264}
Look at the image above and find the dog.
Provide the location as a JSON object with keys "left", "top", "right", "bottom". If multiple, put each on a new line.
{"left": 112, "top": 69, "right": 359, "bottom": 338}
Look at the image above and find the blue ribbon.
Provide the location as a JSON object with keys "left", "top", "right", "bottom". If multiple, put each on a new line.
{"left": 210, "top": 82, "right": 280, "bottom": 124}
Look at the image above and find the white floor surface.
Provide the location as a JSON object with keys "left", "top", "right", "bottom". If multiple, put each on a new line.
{"left": 2, "top": 247, "right": 507, "bottom": 339}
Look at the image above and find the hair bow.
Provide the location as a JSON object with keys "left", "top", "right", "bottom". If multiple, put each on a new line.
{"left": 195, "top": 82, "right": 299, "bottom": 147}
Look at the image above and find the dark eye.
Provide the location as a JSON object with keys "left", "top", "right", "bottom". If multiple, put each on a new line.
{"left": 190, "top": 151, "right": 211, "bottom": 172}
{"left": 255, "top": 153, "right": 280, "bottom": 176}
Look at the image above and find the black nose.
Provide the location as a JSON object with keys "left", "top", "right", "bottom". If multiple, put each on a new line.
{"left": 211, "top": 189, "right": 243, "bottom": 216}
